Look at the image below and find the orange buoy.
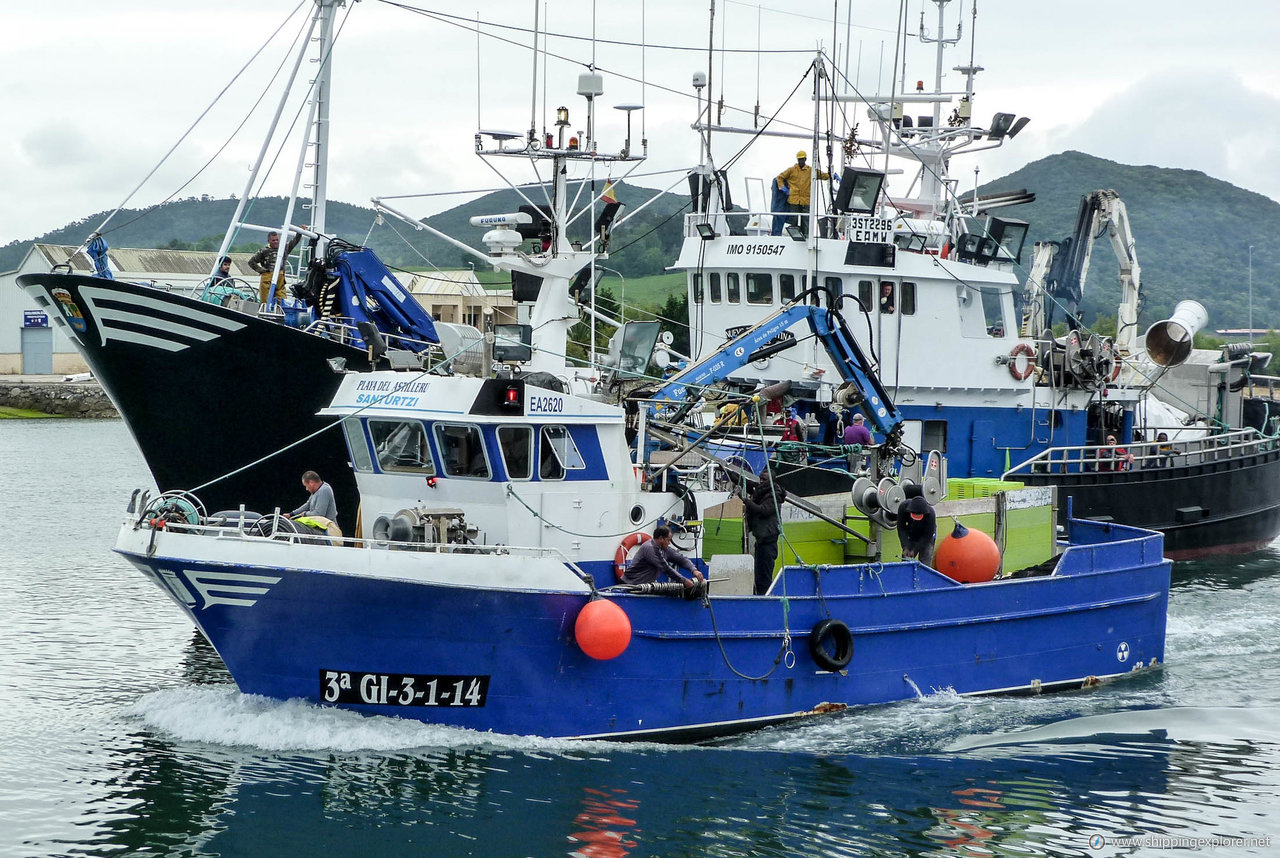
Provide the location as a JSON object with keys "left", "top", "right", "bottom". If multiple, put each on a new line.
{"left": 575, "top": 599, "right": 632, "bottom": 660}
{"left": 933, "top": 521, "right": 1001, "bottom": 583}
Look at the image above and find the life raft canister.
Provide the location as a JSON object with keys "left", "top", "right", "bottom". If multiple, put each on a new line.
{"left": 1008, "top": 343, "right": 1037, "bottom": 381}
{"left": 614, "top": 531, "right": 652, "bottom": 582}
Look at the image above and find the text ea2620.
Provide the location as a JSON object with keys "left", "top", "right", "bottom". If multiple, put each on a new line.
{"left": 321, "top": 670, "right": 490, "bottom": 707}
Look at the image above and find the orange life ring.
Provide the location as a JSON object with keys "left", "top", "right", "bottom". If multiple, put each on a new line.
{"left": 614, "top": 531, "right": 652, "bottom": 582}
{"left": 1008, "top": 343, "right": 1036, "bottom": 381}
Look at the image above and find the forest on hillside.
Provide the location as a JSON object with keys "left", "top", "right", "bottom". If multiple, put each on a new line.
{"left": 0, "top": 184, "right": 690, "bottom": 281}
{"left": 982, "top": 151, "right": 1280, "bottom": 332}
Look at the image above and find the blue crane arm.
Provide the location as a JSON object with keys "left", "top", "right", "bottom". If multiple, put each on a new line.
{"left": 648, "top": 300, "right": 903, "bottom": 437}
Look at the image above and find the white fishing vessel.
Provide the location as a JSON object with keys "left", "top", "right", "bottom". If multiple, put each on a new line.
{"left": 668, "top": 0, "right": 1280, "bottom": 558}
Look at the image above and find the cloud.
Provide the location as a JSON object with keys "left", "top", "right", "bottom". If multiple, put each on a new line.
{"left": 19, "top": 124, "right": 98, "bottom": 170}
{"left": 1059, "top": 68, "right": 1280, "bottom": 201}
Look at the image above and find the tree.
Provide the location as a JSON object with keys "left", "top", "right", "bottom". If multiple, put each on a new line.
{"left": 653, "top": 291, "right": 690, "bottom": 357}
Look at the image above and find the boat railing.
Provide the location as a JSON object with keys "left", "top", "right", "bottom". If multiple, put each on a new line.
{"left": 681, "top": 211, "right": 946, "bottom": 253}
{"left": 170, "top": 516, "right": 580, "bottom": 560}
{"left": 684, "top": 210, "right": 831, "bottom": 240}
{"left": 299, "top": 317, "right": 447, "bottom": 359}
{"left": 1242, "top": 374, "right": 1280, "bottom": 400}
{"left": 1004, "top": 427, "right": 1276, "bottom": 478}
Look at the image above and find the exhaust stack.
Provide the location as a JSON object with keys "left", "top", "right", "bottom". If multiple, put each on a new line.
{"left": 1145, "top": 300, "right": 1208, "bottom": 367}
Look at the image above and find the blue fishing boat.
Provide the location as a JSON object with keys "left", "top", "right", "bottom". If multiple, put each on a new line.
{"left": 112, "top": 112, "right": 1169, "bottom": 739}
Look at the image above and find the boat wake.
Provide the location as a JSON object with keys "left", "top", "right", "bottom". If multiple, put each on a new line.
{"left": 123, "top": 686, "right": 661, "bottom": 755}
{"left": 943, "top": 706, "right": 1280, "bottom": 753}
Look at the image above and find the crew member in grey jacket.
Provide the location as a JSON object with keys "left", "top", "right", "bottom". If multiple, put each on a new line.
{"left": 291, "top": 470, "right": 337, "bottom": 521}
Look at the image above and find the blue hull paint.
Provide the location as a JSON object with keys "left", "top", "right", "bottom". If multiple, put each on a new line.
{"left": 119, "top": 520, "right": 1169, "bottom": 739}
{"left": 895, "top": 403, "right": 1089, "bottom": 478}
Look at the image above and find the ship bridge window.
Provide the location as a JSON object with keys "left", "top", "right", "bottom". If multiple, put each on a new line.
{"left": 691, "top": 273, "right": 703, "bottom": 304}
{"left": 746, "top": 272, "right": 773, "bottom": 304}
{"left": 498, "top": 425, "right": 533, "bottom": 480}
{"left": 369, "top": 419, "right": 435, "bottom": 474}
{"left": 726, "top": 272, "right": 741, "bottom": 304}
{"left": 434, "top": 422, "right": 490, "bottom": 479}
{"left": 980, "top": 288, "right": 1005, "bottom": 337}
{"left": 858, "top": 280, "right": 873, "bottom": 311}
{"left": 780, "top": 273, "right": 797, "bottom": 302}
{"left": 539, "top": 425, "right": 585, "bottom": 480}
{"left": 879, "top": 281, "right": 895, "bottom": 314}
{"left": 708, "top": 272, "right": 722, "bottom": 303}
{"left": 900, "top": 282, "right": 917, "bottom": 315}
{"left": 342, "top": 418, "right": 375, "bottom": 473}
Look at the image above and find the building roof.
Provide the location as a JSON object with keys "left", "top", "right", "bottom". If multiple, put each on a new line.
{"left": 401, "top": 270, "right": 513, "bottom": 302}
{"left": 34, "top": 244, "right": 256, "bottom": 277}
{"left": 27, "top": 244, "right": 512, "bottom": 301}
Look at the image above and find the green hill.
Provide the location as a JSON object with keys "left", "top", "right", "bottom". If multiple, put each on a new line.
{"left": 982, "top": 151, "right": 1280, "bottom": 331}
{"left": 6, "top": 152, "right": 1278, "bottom": 330}
{"left": 0, "top": 184, "right": 689, "bottom": 288}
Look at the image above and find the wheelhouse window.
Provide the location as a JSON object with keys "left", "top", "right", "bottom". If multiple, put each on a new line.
{"left": 726, "top": 272, "right": 741, "bottom": 304}
{"left": 433, "top": 423, "right": 490, "bottom": 479}
{"left": 900, "top": 281, "right": 917, "bottom": 316}
{"left": 746, "top": 272, "right": 773, "bottom": 305}
{"left": 780, "top": 273, "right": 797, "bottom": 302}
{"left": 369, "top": 419, "right": 434, "bottom": 474}
{"left": 342, "top": 418, "right": 374, "bottom": 473}
{"left": 691, "top": 273, "right": 703, "bottom": 304}
{"left": 858, "top": 280, "right": 873, "bottom": 312}
{"left": 708, "top": 272, "right": 722, "bottom": 303}
{"left": 980, "top": 288, "right": 1005, "bottom": 336}
{"left": 497, "top": 425, "right": 533, "bottom": 480}
{"left": 878, "top": 281, "right": 896, "bottom": 314}
{"left": 539, "top": 425, "right": 585, "bottom": 480}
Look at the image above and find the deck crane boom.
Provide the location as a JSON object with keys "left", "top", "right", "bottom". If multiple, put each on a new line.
{"left": 1023, "top": 189, "right": 1142, "bottom": 354}
{"left": 646, "top": 291, "right": 905, "bottom": 449}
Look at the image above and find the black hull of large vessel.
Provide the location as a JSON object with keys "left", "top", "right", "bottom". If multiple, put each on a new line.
{"left": 17, "top": 273, "right": 367, "bottom": 535}
{"left": 1018, "top": 449, "right": 1280, "bottom": 559}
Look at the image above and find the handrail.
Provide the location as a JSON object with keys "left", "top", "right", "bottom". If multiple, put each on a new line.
{"left": 174, "top": 518, "right": 578, "bottom": 559}
{"left": 1004, "top": 427, "right": 1277, "bottom": 478}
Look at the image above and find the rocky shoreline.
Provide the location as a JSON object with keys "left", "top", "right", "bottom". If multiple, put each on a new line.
{"left": 0, "top": 381, "right": 119, "bottom": 418}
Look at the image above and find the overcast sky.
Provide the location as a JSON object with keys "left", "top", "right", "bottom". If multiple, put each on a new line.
{"left": 3, "top": 0, "right": 1279, "bottom": 248}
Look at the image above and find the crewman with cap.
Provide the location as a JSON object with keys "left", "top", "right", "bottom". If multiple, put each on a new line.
{"left": 842, "top": 412, "right": 873, "bottom": 446}
{"left": 775, "top": 150, "right": 830, "bottom": 236}
{"left": 896, "top": 495, "right": 937, "bottom": 567}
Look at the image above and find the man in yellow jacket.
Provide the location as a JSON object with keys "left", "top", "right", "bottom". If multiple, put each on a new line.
{"left": 776, "top": 151, "right": 829, "bottom": 236}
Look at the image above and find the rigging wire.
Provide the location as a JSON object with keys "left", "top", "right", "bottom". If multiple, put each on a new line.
{"left": 374, "top": 0, "right": 817, "bottom": 138}
{"left": 375, "top": 0, "right": 811, "bottom": 53}
{"left": 89, "top": 0, "right": 311, "bottom": 242}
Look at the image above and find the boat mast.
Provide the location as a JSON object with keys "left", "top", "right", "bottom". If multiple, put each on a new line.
{"left": 210, "top": 4, "right": 324, "bottom": 276}
{"left": 309, "top": 0, "right": 341, "bottom": 237}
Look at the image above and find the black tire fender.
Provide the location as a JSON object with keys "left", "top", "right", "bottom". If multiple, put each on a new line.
{"left": 809, "top": 619, "right": 854, "bottom": 671}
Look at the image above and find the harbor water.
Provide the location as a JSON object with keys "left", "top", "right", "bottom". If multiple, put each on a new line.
{"left": 2, "top": 420, "right": 1278, "bottom": 857}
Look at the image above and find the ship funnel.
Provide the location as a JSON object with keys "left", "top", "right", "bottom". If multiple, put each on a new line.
{"left": 1145, "top": 300, "right": 1208, "bottom": 367}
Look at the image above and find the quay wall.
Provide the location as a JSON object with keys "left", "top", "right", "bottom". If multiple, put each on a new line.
{"left": 1, "top": 381, "right": 119, "bottom": 418}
